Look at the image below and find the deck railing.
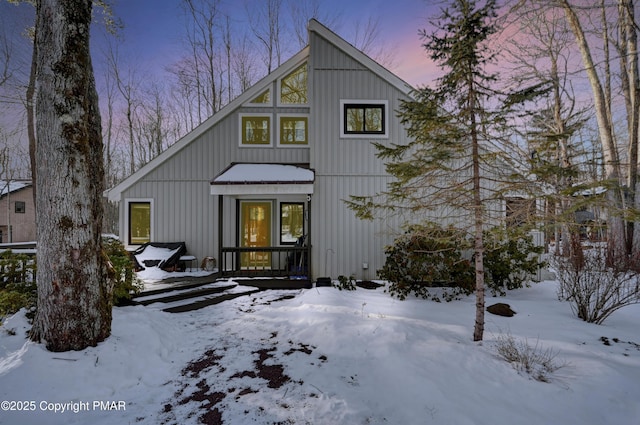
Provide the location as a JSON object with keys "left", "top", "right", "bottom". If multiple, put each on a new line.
{"left": 220, "top": 245, "right": 309, "bottom": 278}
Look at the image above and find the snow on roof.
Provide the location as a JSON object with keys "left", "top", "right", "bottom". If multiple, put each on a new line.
{"left": 573, "top": 186, "right": 607, "bottom": 196}
{"left": 0, "top": 180, "right": 31, "bottom": 197}
{"left": 212, "top": 164, "right": 314, "bottom": 184}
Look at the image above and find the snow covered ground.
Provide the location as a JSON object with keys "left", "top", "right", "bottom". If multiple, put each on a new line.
{"left": 0, "top": 273, "right": 639, "bottom": 425}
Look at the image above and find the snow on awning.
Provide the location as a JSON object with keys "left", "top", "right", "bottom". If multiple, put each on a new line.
{"left": 210, "top": 163, "right": 314, "bottom": 195}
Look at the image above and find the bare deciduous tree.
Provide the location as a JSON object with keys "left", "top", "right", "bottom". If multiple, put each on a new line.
{"left": 246, "top": 0, "right": 285, "bottom": 73}
{"left": 554, "top": 0, "right": 635, "bottom": 263}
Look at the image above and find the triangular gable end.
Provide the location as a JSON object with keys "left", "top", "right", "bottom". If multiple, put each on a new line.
{"left": 307, "top": 19, "right": 413, "bottom": 97}
{"left": 104, "top": 19, "right": 413, "bottom": 202}
{"left": 104, "top": 46, "right": 310, "bottom": 202}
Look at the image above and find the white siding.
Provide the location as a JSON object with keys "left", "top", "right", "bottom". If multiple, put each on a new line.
{"left": 115, "top": 22, "right": 421, "bottom": 279}
{"left": 121, "top": 103, "right": 311, "bottom": 262}
{"left": 308, "top": 31, "right": 410, "bottom": 279}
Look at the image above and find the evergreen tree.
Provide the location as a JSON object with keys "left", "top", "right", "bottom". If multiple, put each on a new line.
{"left": 348, "top": 0, "right": 515, "bottom": 341}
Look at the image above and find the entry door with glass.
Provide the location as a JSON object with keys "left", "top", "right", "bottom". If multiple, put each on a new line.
{"left": 240, "top": 201, "right": 272, "bottom": 269}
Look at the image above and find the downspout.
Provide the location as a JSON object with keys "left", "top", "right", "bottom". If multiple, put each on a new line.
{"left": 218, "top": 195, "right": 223, "bottom": 276}
{"left": 7, "top": 182, "right": 10, "bottom": 243}
{"left": 307, "top": 194, "right": 312, "bottom": 280}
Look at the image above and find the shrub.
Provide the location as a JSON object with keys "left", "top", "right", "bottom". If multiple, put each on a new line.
{"left": 103, "top": 236, "right": 144, "bottom": 305}
{"left": 379, "top": 223, "right": 474, "bottom": 301}
{"left": 0, "top": 251, "right": 37, "bottom": 320}
{"left": 495, "top": 332, "right": 565, "bottom": 383}
{"left": 553, "top": 241, "right": 640, "bottom": 325}
{"left": 334, "top": 275, "right": 357, "bottom": 291}
{"left": 483, "top": 228, "right": 545, "bottom": 296}
{"left": 0, "top": 238, "right": 142, "bottom": 321}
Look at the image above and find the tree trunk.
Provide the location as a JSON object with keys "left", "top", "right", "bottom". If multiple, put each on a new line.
{"left": 470, "top": 80, "right": 485, "bottom": 342}
{"left": 31, "top": 0, "right": 112, "bottom": 352}
{"left": 27, "top": 26, "right": 37, "bottom": 208}
{"left": 559, "top": 0, "right": 627, "bottom": 261}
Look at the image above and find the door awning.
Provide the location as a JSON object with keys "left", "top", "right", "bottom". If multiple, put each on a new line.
{"left": 210, "top": 163, "right": 315, "bottom": 195}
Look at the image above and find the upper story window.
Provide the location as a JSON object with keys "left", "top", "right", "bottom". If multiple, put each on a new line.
{"left": 249, "top": 89, "right": 271, "bottom": 105}
{"left": 240, "top": 114, "right": 271, "bottom": 146}
{"left": 340, "top": 100, "right": 388, "bottom": 138}
{"left": 14, "top": 201, "right": 25, "bottom": 214}
{"left": 280, "top": 63, "right": 307, "bottom": 105}
{"left": 279, "top": 115, "right": 308, "bottom": 146}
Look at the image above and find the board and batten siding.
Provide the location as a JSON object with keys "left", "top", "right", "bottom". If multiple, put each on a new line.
{"left": 308, "top": 30, "right": 411, "bottom": 280}
{"left": 121, "top": 101, "right": 310, "bottom": 262}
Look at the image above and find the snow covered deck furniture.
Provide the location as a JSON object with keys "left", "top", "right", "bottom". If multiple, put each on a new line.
{"left": 132, "top": 242, "right": 188, "bottom": 271}
{"left": 179, "top": 255, "right": 197, "bottom": 271}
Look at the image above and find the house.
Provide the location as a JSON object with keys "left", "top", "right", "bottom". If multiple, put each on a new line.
{"left": 0, "top": 180, "right": 36, "bottom": 244}
{"left": 105, "top": 20, "right": 420, "bottom": 281}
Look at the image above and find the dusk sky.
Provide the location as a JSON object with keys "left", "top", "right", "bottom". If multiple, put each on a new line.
{"left": 105, "top": 0, "right": 444, "bottom": 87}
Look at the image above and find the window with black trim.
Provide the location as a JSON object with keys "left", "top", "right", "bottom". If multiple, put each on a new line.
{"left": 14, "top": 201, "right": 25, "bottom": 214}
{"left": 343, "top": 103, "right": 385, "bottom": 135}
{"left": 280, "top": 202, "right": 304, "bottom": 244}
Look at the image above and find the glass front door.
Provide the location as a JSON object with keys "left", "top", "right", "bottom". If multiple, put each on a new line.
{"left": 240, "top": 201, "right": 272, "bottom": 269}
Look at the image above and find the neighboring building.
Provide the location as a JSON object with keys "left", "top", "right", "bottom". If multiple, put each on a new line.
{"left": 0, "top": 180, "right": 35, "bottom": 243}
{"left": 106, "top": 20, "right": 493, "bottom": 281}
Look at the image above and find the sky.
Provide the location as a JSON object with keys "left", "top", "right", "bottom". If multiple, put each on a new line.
{"left": 1, "top": 270, "right": 639, "bottom": 424}
{"left": 104, "top": 0, "right": 443, "bottom": 88}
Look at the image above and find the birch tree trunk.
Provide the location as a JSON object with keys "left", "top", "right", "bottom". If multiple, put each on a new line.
{"left": 559, "top": 0, "right": 627, "bottom": 260}
{"left": 31, "top": 0, "right": 112, "bottom": 352}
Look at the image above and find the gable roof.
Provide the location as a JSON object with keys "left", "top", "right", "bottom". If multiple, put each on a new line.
{"left": 105, "top": 19, "right": 413, "bottom": 202}
{"left": 0, "top": 180, "right": 32, "bottom": 198}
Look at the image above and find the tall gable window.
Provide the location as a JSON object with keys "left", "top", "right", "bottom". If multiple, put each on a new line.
{"left": 340, "top": 100, "right": 388, "bottom": 138}
{"left": 240, "top": 115, "right": 271, "bottom": 146}
{"left": 279, "top": 115, "right": 308, "bottom": 146}
{"left": 249, "top": 89, "right": 271, "bottom": 105}
{"left": 280, "top": 63, "right": 307, "bottom": 105}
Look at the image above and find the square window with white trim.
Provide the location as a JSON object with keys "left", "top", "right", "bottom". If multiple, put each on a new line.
{"left": 240, "top": 114, "right": 272, "bottom": 146}
{"left": 279, "top": 115, "right": 308, "bottom": 146}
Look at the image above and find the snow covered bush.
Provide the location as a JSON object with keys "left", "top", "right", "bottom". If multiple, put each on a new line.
{"left": 553, "top": 243, "right": 640, "bottom": 325}
{"left": 379, "top": 223, "right": 474, "bottom": 301}
{"left": 483, "top": 228, "right": 545, "bottom": 296}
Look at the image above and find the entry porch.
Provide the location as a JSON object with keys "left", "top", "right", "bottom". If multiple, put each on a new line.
{"left": 211, "top": 163, "right": 314, "bottom": 280}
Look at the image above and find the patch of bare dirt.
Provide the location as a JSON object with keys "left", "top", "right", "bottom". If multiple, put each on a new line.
{"left": 159, "top": 332, "right": 327, "bottom": 424}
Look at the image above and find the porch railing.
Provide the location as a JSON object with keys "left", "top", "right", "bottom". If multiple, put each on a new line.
{"left": 220, "top": 245, "right": 309, "bottom": 278}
